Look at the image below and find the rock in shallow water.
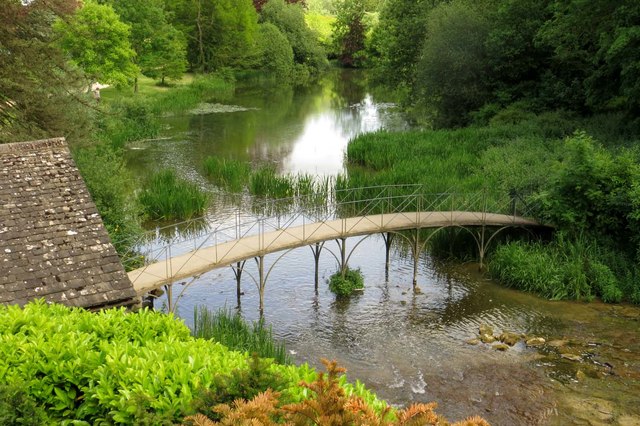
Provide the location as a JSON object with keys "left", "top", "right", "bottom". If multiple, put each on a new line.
{"left": 480, "top": 333, "right": 496, "bottom": 344}
{"left": 561, "top": 353, "right": 583, "bottom": 362}
{"left": 479, "top": 324, "right": 493, "bottom": 336}
{"left": 499, "top": 332, "right": 521, "bottom": 346}
{"left": 526, "top": 337, "right": 546, "bottom": 347}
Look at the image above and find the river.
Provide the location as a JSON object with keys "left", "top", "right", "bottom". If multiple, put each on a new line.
{"left": 124, "top": 70, "right": 640, "bottom": 425}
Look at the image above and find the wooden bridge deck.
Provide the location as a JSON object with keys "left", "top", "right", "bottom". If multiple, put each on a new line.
{"left": 128, "top": 210, "right": 542, "bottom": 295}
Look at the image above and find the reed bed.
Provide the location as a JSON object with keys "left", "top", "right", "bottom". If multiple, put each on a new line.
{"left": 191, "top": 306, "right": 290, "bottom": 365}
{"left": 249, "top": 165, "right": 295, "bottom": 199}
{"left": 139, "top": 169, "right": 209, "bottom": 220}
{"left": 489, "top": 234, "right": 629, "bottom": 303}
{"left": 203, "top": 157, "right": 251, "bottom": 192}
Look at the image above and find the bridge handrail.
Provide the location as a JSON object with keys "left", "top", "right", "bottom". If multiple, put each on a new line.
{"left": 120, "top": 187, "right": 538, "bottom": 269}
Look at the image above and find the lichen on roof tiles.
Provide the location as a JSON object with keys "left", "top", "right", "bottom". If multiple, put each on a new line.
{"left": 0, "top": 138, "right": 138, "bottom": 309}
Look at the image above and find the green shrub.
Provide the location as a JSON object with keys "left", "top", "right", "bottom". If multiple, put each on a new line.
{"left": 73, "top": 144, "right": 143, "bottom": 267}
{"left": 192, "top": 306, "right": 290, "bottom": 365}
{"left": 0, "top": 301, "right": 388, "bottom": 424}
{"left": 590, "top": 262, "right": 623, "bottom": 303}
{"left": 139, "top": 169, "right": 209, "bottom": 220}
{"left": 329, "top": 267, "right": 364, "bottom": 297}
{"left": 257, "top": 23, "right": 295, "bottom": 78}
{"left": 0, "top": 384, "right": 50, "bottom": 426}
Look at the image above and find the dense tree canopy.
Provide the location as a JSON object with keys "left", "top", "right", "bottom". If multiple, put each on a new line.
{"left": 260, "top": 0, "right": 327, "bottom": 74}
{"left": 369, "top": 0, "right": 441, "bottom": 88}
{"left": 370, "top": 0, "right": 640, "bottom": 127}
{"left": 54, "top": 1, "right": 138, "bottom": 86}
{"left": 98, "top": 0, "right": 188, "bottom": 85}
{"left": 332, "top": 0, "right": 368, "bottom": 67}
{"left": 167, "top": 0, "right": 259, "bottom": 72}
{"left": 415, "top": 0, "right": 492, "bottom": 127}
{"left": 0, "top": 0, "right": 93, "bottom": 143}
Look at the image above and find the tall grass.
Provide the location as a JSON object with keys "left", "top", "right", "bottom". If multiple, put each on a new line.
{"left": 139, "top": 169, "right": 209, "bottom": 221}
{"left": 489, "top": 234, "right": 629, "bottom": 302}
{"left": 191, "top": 306, "right": 290, "bottom": 365}
{"left": 203, "top": 157, "right": 251, "bottom": 192}
{"left": 249, "top": 165, "right": 295, "bottom": 199}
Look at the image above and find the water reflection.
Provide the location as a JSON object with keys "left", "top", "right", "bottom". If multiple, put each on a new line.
{"left": 124, "top": 70, "right": 406, "bottom": 180}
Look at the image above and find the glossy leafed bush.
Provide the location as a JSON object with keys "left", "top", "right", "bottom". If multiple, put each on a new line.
{"left": 0, "top": 301, "right": 388, "bottom": 424}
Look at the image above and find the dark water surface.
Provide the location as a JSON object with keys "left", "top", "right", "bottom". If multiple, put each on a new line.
{"left": 125, "top": 71, "right": 640, "bottom": 425}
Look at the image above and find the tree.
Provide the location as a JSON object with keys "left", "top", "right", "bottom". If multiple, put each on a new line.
{"left": 414, "top": 0, "right": 493, "bottom": 127}
{"left": 54, "top": 1, "right": 138, "bottom": 86}
{"left": 166, "top": 0, "right": 259, "bottom": 72}
{"left": 139, "top": 25, "right": 188, "bottom": 85}
{"left": 253, "top": 0, "right": 305, "bottom": 12}
{"left": 260, "top": 0, "right": 327, "bottom": 73}
{"left": 98, "top": 0, "right": 188, "bottom": 87}
{"left": 332, "top": 0, "right": 368, "bottom": 67}
{"left": 0, "top": 0, "right": 93, "bottom": 143}
{"left": 368, "top": 0, "right": 440, "bottom": 88}
{"left": 537, "top": 0, "right": 640, "bottom": 116}
{"left": 484, "top": 0, "right": 553, "bottom": 105}
{"left": 256, "top": 23, "right": 295, "bottom": 77}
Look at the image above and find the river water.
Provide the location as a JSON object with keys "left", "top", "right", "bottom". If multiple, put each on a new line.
{"left": 124, "top": 70, "right": 640, "bottom": 425}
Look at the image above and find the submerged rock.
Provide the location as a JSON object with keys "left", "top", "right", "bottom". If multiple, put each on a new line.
{"left": 480, "top": 334, "right": 496, "bottom": 344}
{"left": 561, "top": 353, "right": 583, "bottom": 362}
{"left": 547, "top": 339, "right": 569, "bottom": 348}
{"left": 466, "top": 338, "right": 481, "bottom": 345}
{"left": 479, "top": 324, "right": 494, "bottom": 336}
{"left": 493, "top": 343, "right": 509, "bottom": 351}
{"left": 499, "top": 332, "right": 521, "bottom": 346}
{"left": 526, "top": 337, "right": 546, "bottom": 347}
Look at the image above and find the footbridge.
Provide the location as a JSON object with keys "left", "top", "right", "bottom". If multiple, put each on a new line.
{"left": 123, "top": 186, "right": 548, "bottom": 312}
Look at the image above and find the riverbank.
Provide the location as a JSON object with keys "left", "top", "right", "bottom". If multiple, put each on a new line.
{"left": 340, "top": 112, "right": 640, "bottom": 305}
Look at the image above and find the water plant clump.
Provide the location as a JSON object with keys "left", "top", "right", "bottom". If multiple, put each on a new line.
{"left": 139, "top": 169, "right": 209, "bottom": 220}
{"left": 191, "top": 306, "right": 290, "bottom": 365}
{"left": 329, "top": 267, "right": 364, "bottom": 297}
{"left": 490, "top": 233, "right": 632, "bottom": 303}
{"left": 249, "top": 164, "right": 295, "bottom": 199}
{"left": 202, "top": 157, "right": 251, "bottom": 192}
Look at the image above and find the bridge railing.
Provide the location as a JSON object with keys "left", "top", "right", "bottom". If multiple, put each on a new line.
{"left": 120, "top": 186, "right": 537, "bottom": 271}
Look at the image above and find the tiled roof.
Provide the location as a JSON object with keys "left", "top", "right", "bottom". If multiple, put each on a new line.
{"left": 0, "top": 138, "right": 138, "bottom": 309}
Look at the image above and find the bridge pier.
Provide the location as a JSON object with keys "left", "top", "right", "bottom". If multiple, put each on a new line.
{"left": 478, "top": 226, "right": 486, "bottom": 271}
{"left": 382, "top": 232, "right": 395, "bottom": 280}
{"left": 412, "top": 229, "right": 420, "bottom": 288}
{"left": 232, "top": 260, "right": 246, "bottom": 307}
{"left": 164, "top": 283, "right": 174, "bottom": 312}
{"left": 310, "top": 242, "right": 324, "bottom": 292}
{"left": 255, "top": 255, "right": 265, "bottom": 315}
{"left": 336, "top": 237, "right": 348, "bottom": 275}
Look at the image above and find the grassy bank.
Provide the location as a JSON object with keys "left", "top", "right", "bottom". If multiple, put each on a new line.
{"left": 98, "top": 73, "right": 235, "bottom": 148}
{"left": 341, "top": 112, "right": 640, "bottom": 304}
